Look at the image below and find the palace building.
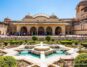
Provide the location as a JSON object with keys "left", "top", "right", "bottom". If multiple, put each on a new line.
{"left": 0, "top": 0, "right": 87, "bottom": 36}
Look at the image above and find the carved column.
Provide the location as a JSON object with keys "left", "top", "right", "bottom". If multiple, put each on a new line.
{"left": 52, "top": 27, "right": 55, "bottom": 35}
{"left": 61, "top": 26, "right": 66, "bottom": 35}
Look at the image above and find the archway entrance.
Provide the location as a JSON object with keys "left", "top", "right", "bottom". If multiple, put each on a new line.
{"left": 30, "top": 27, "right": 37, "bottom": 35}
{"left": 46, "top": 27, "right": 52, "bottom": 35}
{"left": 38, "top": 27, "right": 45, "bottom": 35}
{"left": 20, "top": 27, "right": 27, "bottom": 36}
{"left": 55, "top": 27, "right": 62, "bottom": 35}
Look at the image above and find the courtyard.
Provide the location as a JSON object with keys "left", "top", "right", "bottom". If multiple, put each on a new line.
{"left": 0, "top": 35, "right": 87, "bottom": 67}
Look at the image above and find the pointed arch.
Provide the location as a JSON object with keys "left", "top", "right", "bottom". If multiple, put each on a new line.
{"left": 46, "top": 27, "right": 52, "bottom": 35}
{"left": 20, "top": 27, "right": 27, "bottom": 35}
{"left": 38, "top": 27, "right": 45, "bottom": 35}
{"left": 30, "top": 27, "right": 37, "bottom": 35}
{"left": 55, "top": 27, "right": 62, "bottom": 35}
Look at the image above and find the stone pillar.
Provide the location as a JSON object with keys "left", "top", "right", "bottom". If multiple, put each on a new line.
{"left": 16, "top": 26, "right": 20, "bottom": 33}
{"left": 27, "top": 26, "right": 30, "bottom": 35}
{"left": 37, "top": 27, "right": 38, "bottom": 35}
{"left": 4, "top": 29, "right": 7, "bottom": 35}
{"left": 44, "top": 27, "right": 46, "bottom": 35}
{"left": 61, "top": 26, "right": 66, "bottom": 35}
{"left": 52, "top": 27, "right": 55, "bottom": 35}
{"left": 3, "top": 26, "right": 7, "bottom": 35}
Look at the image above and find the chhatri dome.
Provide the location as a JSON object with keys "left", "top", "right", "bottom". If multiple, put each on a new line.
{"left": 77, "top": 0, "right": 87, "bottom": 7}
{"left": 80, "top": 0, "right": 87, "bottom": 1}
{"left": 33, "top": 13, "right": 49, "bottom": 18}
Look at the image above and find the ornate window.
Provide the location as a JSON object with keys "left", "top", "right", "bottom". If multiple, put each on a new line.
{"left": 81, "top": 7, "right": 87, "bottom": 12}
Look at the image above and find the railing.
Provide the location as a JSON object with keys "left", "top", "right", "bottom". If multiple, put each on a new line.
{"left": 0, "top": 35, "right": 87, "bottom": 40}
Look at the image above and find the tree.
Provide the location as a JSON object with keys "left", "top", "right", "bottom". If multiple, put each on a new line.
{"left": 0, "top": 56, "right": 17, "bottom": 67}
{"left": 45, "top": 36, "right": 51, "bottom": 42}
{"left": 32, "top": 36, "right": 38, "bottom": 41}
{"left": 74, "top": 53, "right": 87, "bottom": 67}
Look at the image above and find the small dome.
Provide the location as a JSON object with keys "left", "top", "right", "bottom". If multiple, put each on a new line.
{"left": 77, "top": 0, "right": 87, "bottom": 9}
{"left": 50, "top": 15, "right": 58, "bottom": 19}
{"left": 79, "top": 0, "right": 87, "bottom": 4}
{"left": 24, "top": 15, "right": 33, "bottom": 19}
{"left": 33, "top": 13, "right": 49, "bottom": 18}
{"left": 4, "top": 18, "right": 11, "bottom": 20}
{"left": 4, "top": 18, "right": 11, "bottom": 22}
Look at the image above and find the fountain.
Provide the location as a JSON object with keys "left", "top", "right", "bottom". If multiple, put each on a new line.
{"left": 31, "top": 42, "right": 55, "bottom": 55}
{"left": 17, "top": 42, "right": 68, "bottom": 57}
{"left": 34, "top": 42, "right": 50, "bottom": 51}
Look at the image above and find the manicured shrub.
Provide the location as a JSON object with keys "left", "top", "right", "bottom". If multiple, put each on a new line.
{"left": 60, "top": 40, "right": 79, "bottom": 45}
{"left": 73, "top": 40, "right": 79, "bottom": 45}
{"left": 32, "top": 36, "right": 38, "bottom": 41}
{"left": 74, "top": 53, "right": 87, "bottom": 67}
{"left": 24, "top": 40, "right": 27, "bottom": 43}
{"left": 45, "top": 36, "right": 51, "bottom": 42}
{"left": 52, "top": 39, "right": 55, "bottom": 42}
{"left": 81, "top": 42, "right": 87, "bottom": 48}
{"left": 60, "top": 40, "right": 73, "bottom": 45}
{"left": 0, "top": 56, "right": 17, "bottom": 67}
{"left": 4, "top": 40, "right": 23, "bottom": 45}
{"left": 4, "top": 42, "right": 8, "bottom": 46}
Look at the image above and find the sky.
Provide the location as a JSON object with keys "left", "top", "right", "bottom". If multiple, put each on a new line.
{"left": 0, "top": 0, "right": 80, "bottom": 21}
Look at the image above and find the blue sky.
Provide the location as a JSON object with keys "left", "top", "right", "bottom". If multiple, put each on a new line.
{"left": 0, "top": 0, "right": 80, "bottom": 21}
